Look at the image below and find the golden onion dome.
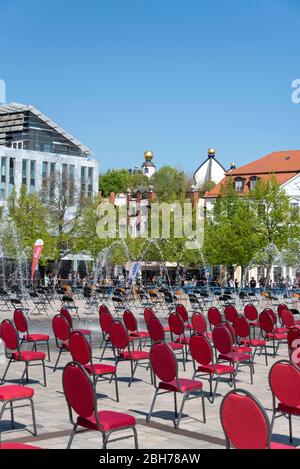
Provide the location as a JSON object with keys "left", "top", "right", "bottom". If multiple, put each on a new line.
{"left": 208, "top": 148, "right": 216, "bottom": 156}
{"left": 144, "top": 151, "right": 154, "bottom": 161}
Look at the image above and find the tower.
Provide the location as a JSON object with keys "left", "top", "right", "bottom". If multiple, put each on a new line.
{"left": 142, "top": 151, "right": 156, "bottom": 178}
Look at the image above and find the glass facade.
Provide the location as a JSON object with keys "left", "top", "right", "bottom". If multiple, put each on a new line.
{"left": 22, "top": 159, "right": 27, "bottom": 185}
{"left": 29, "top": 160, "right": 35, "bottom": 194}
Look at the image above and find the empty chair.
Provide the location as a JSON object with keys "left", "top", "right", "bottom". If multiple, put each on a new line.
{"left": 212, "top": 323, "right": 253, "bottom": 384}
{"left": 98, "top": 308, "right": 114, "bottom": 360}
{"left": 69, "top": 331, "right": 119, "bottom": 401}
{"left": 190, "top": 333, "right": 235, "bottom": 403}
{"left": 288, "top": 327, "right": 300, "bottom": 362}
{"left": 144, "top": 307, "right": 170, "bottom": 333}
{"left": 147, "top": 316, "right": 185, "bottom": 368}
{"left": 191, "top": 311, "right": 212, "bottom": 340}
{"left": 175, "top": 304, "right": 192, "bottom": 330}
{"left": 168, "top": 312, "right": 189, "bottom": 363}
{"left": 52, "top": 314, "right": 71, "bottom": 372}
{"left": 259, "top": 309, "right": 287, "bottom": 357}
{"left": 13, "top": 309, "right": 50, "bottom": 362}
{"left": 147, "top": 341, "right": 206, "bottom": 429}
{"left": 62, "top": 362, "right": 138, "bottom": 449}
{"left": 243, "top": 304, "right": 259, "bottom": 338}
{"left": 0, "top": 320, "right": 46, "bottom": 387}
{"left": 110, "top": 320, "right": 150, "bottom": 387}
{"left": 220, "top": 388, "right": 296, "bottom": 449}
{"left": 207, "top": 307, "right": 222, "bottom": 330}
{"left": 280, "top": 309, "right": 300, "bottom": 330}
{"left": 0, "top": 385, "right": 37, "bottom": 442}
{"left": 224, "top": 305, "right": 238, "bottom": 325}
{"left": 269, "top": 359, "right": 300, "bottom": 442}
{"left": 60, "top": 307, "right": 92, "bottom": 342}
{"left": 233, "top": 315, "right": 268, "bottom": 366}
{"left": 123, "top": 310, "right": 149, "bottom": 344}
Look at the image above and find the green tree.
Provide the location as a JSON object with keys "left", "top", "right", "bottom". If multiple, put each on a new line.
{"left": 99, "top": 169, "right": 131, "bottom": 196}
{"left": 151, "top": 166, "right": 191, "bottom": 202}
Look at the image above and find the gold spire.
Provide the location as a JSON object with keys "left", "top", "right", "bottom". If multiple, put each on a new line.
{"left": 144, "top": 151, "right": 154, "bottom": 161}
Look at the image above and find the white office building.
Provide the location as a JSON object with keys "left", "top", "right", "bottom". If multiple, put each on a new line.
{"left": 0, "top": 103, "right": 99, "bottom": 207}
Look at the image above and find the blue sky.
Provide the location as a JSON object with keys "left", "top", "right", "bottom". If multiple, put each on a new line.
{"left": 1, "top": 0, "right": 300, "bottom": 174}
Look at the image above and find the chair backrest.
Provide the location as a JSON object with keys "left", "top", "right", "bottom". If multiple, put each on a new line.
{"left": 62, "top": 362, "right": 95, "bottom": 419}
{"left": 0, "top": 319, "right": 19, "bottom": 351}
{"left": 207, "top": 307, "right": 222, "bottom": 327}
{"left": 52, "top": 314, "right": 71, "bottom": 342}
{"left": 191, "top": 311, "right": 207, "bottom": 335}
{"left": 148, "top": 317, "right": 165, "bottom": 341}
{"left": 220, "top": 389, "right": 270, "bottom": 449}
{"left": 224, "top": 305, "right": 238, "bottom": 324}
{"left": 222, "top": 321, "right": 236, "bottom": 344}
{"left": 175, "top": 304, "right": 188, "bottom": 323}
{"left": 288, "top": 327, "right": 300, "bottom": 362}
{"left": 150, "top": 341, "right": 177, "bottom": 384}
{"left": 269, "top": 360, "right": 300, "bottom": 407}
{"left": 109, "top": 320, "right": 129, "bottom": 350}
{"left": 212, "top": 323, "right": 232, "bottom": 355}
{"left": 69, "top": 331, "right": 91, "bottom": 366}
{"left": 99, "top": 304, "right": 110, "bottom": 315}
{"left": 259, "top": 310, "right": 274, "bottom": 334}
{"left": 244, "top": 304, "right": 258, "bottom": 322}
{"left": 144, "top": 307, "right": 155, "bottom": 327}
{"left": 189, "top": 333, "right": 213, "bottom": 366}
{"left": 99, "top": 310, "right": 113, "bottom": 335}
{"left": 280, "top": 309, "right": 295, "bottom": 328}
{"left": 233, "top": 315, "right": 250, "bottom": 340}
{"left": 263, "top": 308, "right": 277, "bottom": 325}
{"left": 60, "top": 308, "right": 73, "bottom": 328}
{"left": 168, "top": 311, "right": 184, "bottom": 337}
{"left": 123, "top": 310, "right": 137, "bottom": 333}
{"left": 13, "top": 309, "right": 28, "bottom": 334}
{"left": 278, "top": 303, "right": 289, "bottom": 315}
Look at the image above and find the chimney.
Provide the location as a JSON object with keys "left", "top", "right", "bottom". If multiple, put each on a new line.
{"left": 190, "top": 184, "right": 199, "bottom": 208}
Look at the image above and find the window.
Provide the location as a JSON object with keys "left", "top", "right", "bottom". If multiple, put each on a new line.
{"left": 234, "top": 178, "right": 244, "bottom": 192}
{"left": 22, "top": 160, "right": 27, "bottom": 185}
{"left": 49, "top": 163, "right": 55, "bottom": 200}
{"left": 29, "top": 160, "right": 35, "bottom": 193}
{"left": 249, "top": 177, "right": 257, "bottom": 191}
{"left": 291, "top": 202, "right": 299, "bottom": 210}
{"left": 9, "top": 158, "right": 15, "bottom": 185}
{"left": 69, "top": 165, "right": 75, "bottom": 204}
{"left": 87, "top": 167, "right": 93, "bottom": 198}
{"left": 1, "top": 157, "right": 6, "bottom": 183}
{"left": 81, "top": 166, "right": 86, "bottom": 198}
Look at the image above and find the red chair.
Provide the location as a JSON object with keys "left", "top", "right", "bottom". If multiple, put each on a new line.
{"left": 62, "top": 361, "right": 138, "bottom": 448}
{"left": 222, "top": 321, "right": 252, "bottom": 355}
{"left": 175, "top": 304, "right": 192, "bottom": 330}
{"left": 212, "top": 323, "right": 253, "bottom": 384}
{"left": 60, "top": 307, "right": 91, "bottom": 342}
{"left": 147, "top": 316, "right": 185, "bottom": 367}
{"left": 191, "top": 311, "right": 212, "bottom": 340}
{"left": 264, "top": 308, "right": 287, "bottom": 334}
{"left": 99, "top": 308, "right": 114, "bottom": 360}
{"left": 259, "top": 309, "right": 287, "bottom": 357}
{"left": 0, "top": 442, "right": 41, "bottom": 449}
{"left": 288, "top": 327, "right": 300, "bottom": 363}
{"left": 110, "top": 320, "right": 150, "bottom": 387}
{"left": 244, "top": 304, "right": 259, "bottom": 338}
{"left": 52, "top": 314, "right": 71, "bottom": 372}
{"left": 13, "top": 309, "right": 50, "bottom": 362}
{"left": 0, "top": 385, "right": 37, "bottom": 443}
{"left": 168, "top": 312, "right": 189, "bottom": 365}
{"left": 99, "top": 304, "right": 111, "bottom": 315}
{"left": 0, "top": 320, "right": 46, "bottom": 387}
{"left": 278, "top": 303, "right": 290, "bottom": 316}
{"left": 233, "top": 315, "right": 268, "bottom": 365}
{"left": 123, "top": 310, "right": 149, "bottom": 344}
{"left": 69, "top": 331, "right": 119, "bottom": 401}
{"left": 147, "top": 341, "right": 206, "bottom": 428}
{"left": 224, "top": 305, "right": 238, "bottom": 325}
{"left": 190, "top": 333, "right": 235, "bottom": 403}
{"left": 207, "top": 307, "right": 222, "bottom": 331}
{"left": 144, "top": 307, "right": 170, "bottom": 333}
{"left": 280, "top": 309, "right": 300, "bottom": 330}
{"left": 269, "top": 359, "right": 300, "bottom": 442}
{"left": 220, "top": 388, "right": 296, "bottom": 449}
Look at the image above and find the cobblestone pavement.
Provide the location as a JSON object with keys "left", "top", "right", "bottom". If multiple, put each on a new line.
{"left": 0, "top": 299, "right": 299, "bottom": 449}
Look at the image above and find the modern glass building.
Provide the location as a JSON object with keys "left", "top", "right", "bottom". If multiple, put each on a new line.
{"left": 0, "top": 103, "right": 99, "bottom": 206}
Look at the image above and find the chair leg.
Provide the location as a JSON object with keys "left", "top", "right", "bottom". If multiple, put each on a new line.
{"left": 288, "top": 414, "right": 293, "bottom": 443}
{"left": 129, "top": 361, "right": 138, "bottom": 387}
{"left": 114, "top": 373, "right": 119, "bottom": 402}
{"left": 10, "top": 401, "right": 15, "bottom": 429}
{"left": 174, "top": 392, "right": 178, "bottom": 418}
{"left": 147, "top": 388, "right": 159, "bottom": 422}
{"left": 47, "top": 341, "right": 51, "bottom": 362}
{"left": 270, "top": 410, "right": 276, "bottom": 432}
{"left": 29, "top": 398, "right": 37, "bottom": 436}
{"left": 175, "top": 393, "right": 187, "bottom": 429}
{"left": 42, "top": 360, "right": 47, "bottom": 387}
{"left": 53, "top": 349, "right": 62, "bottom": 372}
{"left": 133, "top": 426, "right": 139, "bottom": 449}
{"left": 100, "top": 340, "right": 109, "bottom": 361}
{"left": 67, "top": 423, "right": 78, "bottom": 449}
{"left": 182, "top": 348, "right": 186, "bottom": 371}
{"left": 1, "top": 358, "right": 12, "bottom": 384}
{"left": 201, "top": 391, "right": 206, "bottom": 423}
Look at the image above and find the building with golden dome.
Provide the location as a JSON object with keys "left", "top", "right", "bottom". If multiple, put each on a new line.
{"left": 141, "top": 151, "right": 156, "bottom": 178}
{"left": 193, "top": 148, "right": 225, "bottom": 190}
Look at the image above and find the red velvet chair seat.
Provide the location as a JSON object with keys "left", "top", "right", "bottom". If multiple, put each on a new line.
{"left": 24, "top": 334, "right": 49, "bottom": 342}
{"left": 77, "top": 410, "right": 136, "bottom": 432}
{"left": 159, "top": 378, "right": 203, "bottom": 393}
{"left": 169, "top": 342, "right": 184, "bottom": 350}
{"left": 277, "top": 402, "right": 300, "bottom": 416}
{"left": 0, "top": 385, "right": 34, "bottom": 400}
{"left": 12, "top": 351, "right": 45, "bottom": 361}
{"left": 120, "top": 350, "right": 149, "bottom": 360}
{"left": 197, "top": 363, "right": 234, "bottom": 375}
{"left": 219, "top": 352, "right": 251, "bottom": 362}
{"left": 85, "top": 364, "right": 116, "bottom": 376}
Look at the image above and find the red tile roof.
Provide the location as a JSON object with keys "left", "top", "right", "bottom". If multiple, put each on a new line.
{"left": 204, "top": 150, "right": 300, "bottom": 198}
